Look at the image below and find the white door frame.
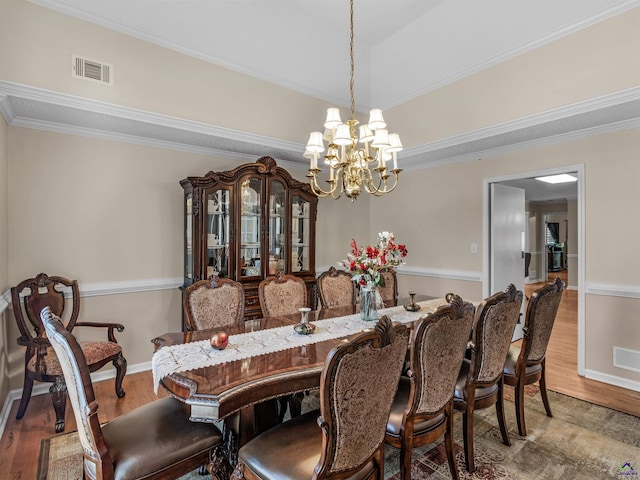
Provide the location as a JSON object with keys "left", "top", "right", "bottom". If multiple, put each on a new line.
{"left": 482, "top": 164, "right": 585, "bottom": 376}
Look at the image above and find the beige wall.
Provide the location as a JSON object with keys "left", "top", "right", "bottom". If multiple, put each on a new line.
{"left": 0, "top": 115, "right": 8, "bottom": 403}
{"left": 386, "top": 7, "right": 640, "bottom": 146}
{"left": 0, "top": 0, "right": 330, "bottom": 144}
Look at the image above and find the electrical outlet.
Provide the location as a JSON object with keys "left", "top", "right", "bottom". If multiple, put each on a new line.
{"left": 470, "top": 243, "right": 478, "bottom": 254}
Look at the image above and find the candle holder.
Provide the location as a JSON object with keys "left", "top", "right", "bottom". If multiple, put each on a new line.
{"left": 403, "top": 291, "right": 420, "bottom": 312}
{"left": 294, "top": 307, "right": 316, "bottom": 335}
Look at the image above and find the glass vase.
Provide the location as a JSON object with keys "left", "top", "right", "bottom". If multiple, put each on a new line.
{"left": 360, "top": 283, "right": 379, "bottom": 321}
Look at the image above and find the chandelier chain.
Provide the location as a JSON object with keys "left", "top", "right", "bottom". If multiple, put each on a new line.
{"left": 349, "top": 0, "right": 355, "bottom": 121}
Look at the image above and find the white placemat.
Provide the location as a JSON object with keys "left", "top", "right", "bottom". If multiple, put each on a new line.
{"left": 152, "top": 298, "right": 448, "bottom": 393}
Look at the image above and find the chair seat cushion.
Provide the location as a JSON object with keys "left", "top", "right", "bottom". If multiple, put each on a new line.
{"left": 94, "top": 397, "right": 222, "bottom": 480}
{"left": 454, "top": 359, "right": 499, "bottom": 402}
{"left": 239, "top": 410, "right": 377, "bottom": 480}
{"left": 27, "top": 341, "right": 122, "bottom": 375}
{"left": 503, "top": 344, "right": 543, "bottom": 378}
{"left": 386, "top": 377, "right": 446, "bottom": 437}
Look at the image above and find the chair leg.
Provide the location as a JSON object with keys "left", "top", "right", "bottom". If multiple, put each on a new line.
{"left": 444, "top": 406, "right": 460, "bottom": 480}
{"left": 50, "top": 376, "right": 67, "bottom": 433}
{"left": 399, "top": 423, "right": 414, "bottom": 480}
{"left": 16, "top": 374, "right": 34, "bottom": 419}
{"left": 514, "top": 377, "right": 527, "bottom": 437}
{"left": 462, "top": 407, "right": 475, "bottom": 473}
{"left": 113, "top": 353, "right": 127, "bottom": 398}
{"left": 539, "top": 362, "right": 553, "bottom": 418}
{"left": 495, "top": 379, "right": 511, "bottom": 447}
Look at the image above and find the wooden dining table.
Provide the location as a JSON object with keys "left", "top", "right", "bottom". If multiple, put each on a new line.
{"left": 151, "top": 297, "right": 447, "bottom": 470}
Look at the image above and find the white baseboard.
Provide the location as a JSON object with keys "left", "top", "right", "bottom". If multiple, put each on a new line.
{"left": 0, "top": 360, "right": 152, "bottom": 441}
{"left": 583, "top": 368, "right": 640, "bottom": 393}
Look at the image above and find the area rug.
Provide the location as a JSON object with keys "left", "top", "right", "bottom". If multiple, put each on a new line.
{"left": 39, "top": 386, "right": 640, "bottom": 479}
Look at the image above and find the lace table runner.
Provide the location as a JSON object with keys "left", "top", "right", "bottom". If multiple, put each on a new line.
{"left": 152, "top": 298, "right": 448, "bottom": 392}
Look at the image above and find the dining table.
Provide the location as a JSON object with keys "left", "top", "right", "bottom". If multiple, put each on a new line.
{"left": 151, "top": 296, "right": 448, "bottom": 472}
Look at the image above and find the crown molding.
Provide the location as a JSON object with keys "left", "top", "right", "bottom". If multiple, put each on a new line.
{"left": 1, "top": 81, "right": 639, "bottom": 175}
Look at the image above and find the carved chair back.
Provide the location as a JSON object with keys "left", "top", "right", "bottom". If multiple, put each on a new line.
{"left": 183, "top": 277, "right": 245, "bottom": 330}
{"left": 412, "top": 295, "right": 475, "bottom": 416}
{"left": 317, "top": 266, "right": 356, "bottom": 309}
{"left": 258, "top": 272, "right": 307, "bottom": 317}
{"left": 12, "top": 273, "right": 80, "bottom": 341}
{"left": 378, "top": 271, "right": 398, "bottom": 307}
{"left": 520, "top": 276, "right": 565, "bottom": 365}
{"left": 315, "top": 316, "right": 409, "bottom": 478}
{"left": 467, "top": 284, "right": 523, "bottom": 385}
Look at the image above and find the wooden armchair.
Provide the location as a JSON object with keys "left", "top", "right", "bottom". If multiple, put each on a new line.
{"left": 379, "top": 270, "right": 398, "bottom": 307}
{"left": 11, "top": 273, "right": 127, "bottom": 433}
{"left": 41, "top": 306, "right": 226, "bottom": 480}
{"left": 183, "top": 276, "right": 245, "bottom": 330}
{"left": 317, "top": 266, "right": 356, "bottom": 309}
{"left": 232, "top": 316, "right": 409, "bottom": 480}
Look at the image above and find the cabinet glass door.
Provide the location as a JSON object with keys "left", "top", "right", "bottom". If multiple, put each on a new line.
{"left": 185, "top": 194, "right": 193, "bottom": 280}
{"left": 268, "top": 180, "right": 286, "bottom": 275}
{"left": 292, "top": 195, "right": 311, "bottom": 272}
{"left": 206, "top": 189, "right": 230, "bottom": 278}
{"left": 240, "top": 177, "right": 262, "bottom": 278}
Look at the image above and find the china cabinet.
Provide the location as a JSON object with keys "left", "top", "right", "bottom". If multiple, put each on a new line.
{"left": 180, "top": 156, "right": 317, "bottom": 324}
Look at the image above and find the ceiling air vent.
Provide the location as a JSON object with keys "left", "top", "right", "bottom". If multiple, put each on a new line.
{"left": 72, "top": 55, "right": 112, "bottom": 85}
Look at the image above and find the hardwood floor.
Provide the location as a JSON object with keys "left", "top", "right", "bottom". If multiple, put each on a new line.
{"left": 1, "top": 277, "right": 639, "bottom": 479}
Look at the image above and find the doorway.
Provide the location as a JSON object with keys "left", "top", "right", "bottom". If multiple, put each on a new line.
{"left": 483, "top": 165, "right": 585, "bottom": 375}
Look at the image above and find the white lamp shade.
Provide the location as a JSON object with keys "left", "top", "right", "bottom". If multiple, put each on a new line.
{"left": 387, "top": 133, "right": 403, "bottom": 152}
{"left": 371, "top": 129, "right": 390, "bottom": 148}
{"left": 333, "top": 123, "right": 352, "bottom": 146}
{"left": 323, "top": 127, "right": 334, "bottom": 142}
{"left": 306, "top": 131, "right": 325, "bottom": 153}
{"left": 368, "top": 109, "right": 386, "bottom": 130}
{"left": 324, "top": 107, "right": 342, "bottom": 129}
{"left": 358, "top": 125, "right": 374, "bottom": 143}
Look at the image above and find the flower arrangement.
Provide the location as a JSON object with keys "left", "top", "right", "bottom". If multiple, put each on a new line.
{"left": 340, "top": 231, "right": 408, "bottom": 287}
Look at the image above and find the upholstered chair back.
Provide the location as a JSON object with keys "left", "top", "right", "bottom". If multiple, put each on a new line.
{"left": 521, "top": 276, "right": 564, "bottom": 363}
{"left": 315, "top": 316, "right": 409, "bottom": 478}
{"left": 317, "top": 266, "right": 356, "bottom": 309}
{"left": 258, "top": 272, "right": 307, "bottom": 317}
{"left": 41, "top": 307, "right": 110, "bottom": 476}
{"left": 183, "top": 277, "right": 245, "bottom": 330}
{"left": 378, "top": 271, "right": 398, "bottom": 307}
{"left": 413, "top": 295, "right": 475, "bottom": 415}
{"left": 469, "top": 284, "right": 523, "bottom": 384}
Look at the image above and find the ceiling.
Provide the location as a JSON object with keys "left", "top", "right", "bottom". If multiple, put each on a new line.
{"left": 1, "top": 0, "right": 639, "bottom": 202}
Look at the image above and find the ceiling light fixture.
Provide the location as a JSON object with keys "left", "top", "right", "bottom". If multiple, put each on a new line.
{"left": 304, "top": 0, "right": 402, "bottom": 201}
{"left": 535, "top": 174, "right": 578, "bottom": 184}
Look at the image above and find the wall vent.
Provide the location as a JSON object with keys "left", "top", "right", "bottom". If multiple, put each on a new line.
{"left": 613, "top": 347, "right": 640, "bottom": 373}
{"left": 72, "top": 55, "right": 112, "bottom": 85}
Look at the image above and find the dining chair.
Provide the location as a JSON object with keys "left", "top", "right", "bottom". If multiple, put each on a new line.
{"left": 183, "top": 276, "right": 245, "bottom": 330}
{"left": 379, "top": 270, "right": 398, "bottom": 307}
{"left": 258, "top": 271, "right": 307, "bottom": 317}
{"left": 41, "top": 306, "right": 227, "bottom": 480}
{"left": 232, "top": 316, "right": 409, "bottom": 480}
{"left": 503, "top": 276, "right": 565, "bottom": 436}
{"left": 453, "top": 284, "right": 523, "bottom": 473}
{"left": 385, "top": 294, "right": 475, "bottom": 480}
{"left": 316, "top": 266, "right": 356, "bottom": 309}
{"left": 11, "top": 273, "right": 127, "bottom": 433}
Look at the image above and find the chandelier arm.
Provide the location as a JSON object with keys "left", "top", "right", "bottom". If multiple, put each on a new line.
{"left": 307, "top": 170, "right": 338, "bottom": 198}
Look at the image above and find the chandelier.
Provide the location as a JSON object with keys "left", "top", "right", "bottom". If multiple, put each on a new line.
{"left": 304, "top": 0, "right": 402, "bottom": 201}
